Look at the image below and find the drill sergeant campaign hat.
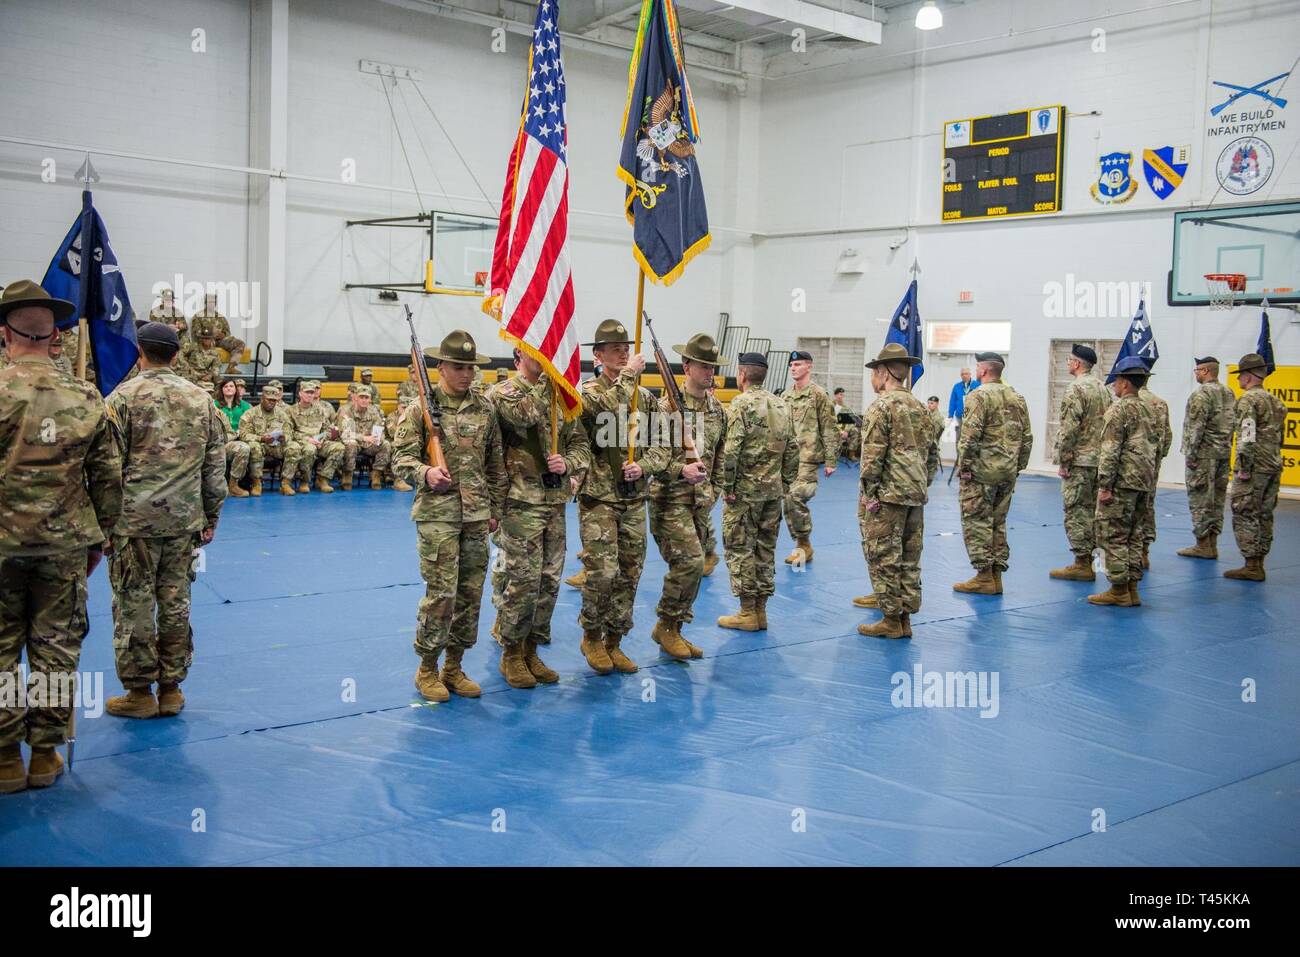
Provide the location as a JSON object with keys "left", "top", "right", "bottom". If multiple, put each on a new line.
{"left": 1236, "top": 353, "right": 1270, "bottom": 376}
{"left": 584, "top": 319, "right": 633, "bottom": 347}
{"left": 0, "top": 279, "right": 75, "bottom": 335}
{"left": 1070, "top": 343, "right": 1098, "bottom": 365}
{"left": 865, "top": 342, "right": 922, "bottom": 368}
{"left": 422, "top": 329, "right": 491, "bottom": 365}
{"left": 673, "top": 333, "right": 721, "bottom": 365}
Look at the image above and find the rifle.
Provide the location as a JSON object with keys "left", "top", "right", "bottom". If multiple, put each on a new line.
{"left": 404, "top": 306, "right": 447, "bottom": 475}
{"left": 643, "top": 310, "right": 701, "bottom": 467}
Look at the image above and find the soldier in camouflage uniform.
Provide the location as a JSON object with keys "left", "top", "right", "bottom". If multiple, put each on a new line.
{"left": 782, "top": 350, "right": 840, "bottom": 564}
{"left": 954, "top": 352, "right": 1033, "bottom": 595}
{"left": 926, "top": 396, "right": 946, "bottom": 449}
{"left": 1137, "top": 383, "right": 1172, "bottom": 567}
{"left": 648, "top": 334, "right": 725, "bottom": 659}
{"left": 489, "top": 351, "right": 591, "bottom": 688}
{"left": 358, "top": 368, "right": 382, "bottom": 405}
{"left": 287, "top": 380, "right": 349, "bottom": 493}
{"left": 1224, "top": 353, "right": 1288, "bottom": 582}
{"left": 183, "top": 320, "right": 223, "bottom": 396}
{"left": 338, "top": 390, "right": 393, "bottom": 489}
{"left": 1178, "top": 356, "right": 1236, "bottom": 559}
{"left": 833, "top": 388, "right": 860, "bottom": 463}
{"left": 575, "top": 319, "right": 674, "bottom": 674}
{"left": 856, "top": 344, "right": 938, "bottom": 639}
{"left": 59, "top": 324, "right": 95, "bottom": 385}
{"left": 0, "top": 281, "right": 123, "bottom": 793}
{"left": 1050, "top": 344, "right": 1111, "bottom": 581}
{"left": 148, "top": 285, "right": 187, "bottom": 339}
{"left": 717, "top": 352, "right": 800, "bottom": 632}
{"left": 219, "top": 405, "right": 251, "bottom": 498}
{"left": 191, "top": 294, "right": 244, "bottom": 374}
{"left": 397, "top": 365, "right": 420, "bottom": 406}
{"left": 104, "top": 323, "right": 227, "bottom": 720}
{"left": 235, "top": 382, "right": 302, "bottom": 495}
{"left": 47, "top": 327, "right": 73, "bottom": 376}
{"left": 393, "top": 330, "right": 506, "bottom": 702}
{"left": 1088, "top": 358, "right": 1158, "bottom": 606}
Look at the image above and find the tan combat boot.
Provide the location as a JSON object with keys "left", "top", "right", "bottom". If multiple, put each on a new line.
{"left": 499, "top": 643, "right": 537, "bottom": 689}
{"left": 680, "top": 630, "right": 703, "bottom": 659}
{"left": 651, "top": 619, "right": 692, "bottom": 661}
{"left": 279, "top": 479, "right": 295, "bottom": 496}
{"left": 106, "top": 687, "right": 159, "bottom": 719}
{"left": 0, "top": 744, "right": 25, "bottom": 795}
{"left": 953, "top": 568, "right": 999, "bottom": 595}
{"left": 523, "top": 638, "right": 559, "bottom": 684}
{"left": 702, "top": 552, "right": 719, "bottom": 577}
{"left": 1177, "top": 537, "right": 1217, "bottom": 559}
{"left": 369, "top": 470, "right": 384, "bottom": 490}
{"left": 250, "top": 477, "right": 263, "bottom": 497}
{"left": 994, "top": 568, "right": 1004, "bottom": 593}
{"left": 858, "top": 615, "right": 907, "bottom": 639}
{"left": 852, "top": 593, "right": 879, "bottom": 608}
{"left": 565, "top": 568, "right": 587, "bottom": 588}
{"left": 717, "top": 596, "right": 761, "bottom": 632}
{"left": 1128, "top": 582, "right": 1142, "bottom": 606}
{"left": 440, "top": 647, "right": 482, "bottom": 698}
{"left": 393, "top": 477, "right": 413, "bottom": 492}
{"left": 900, "top": 613, "right": 914, "bottom": 638}
{"left": 227, "top": 479, "right": 249, "bottom": 498}
{"left": 26, "top": 748, "right": 64, "bottom": 789}
{"left": 1224, "top": 557, "right": 1266, "bottom": 581}
{"left": 580, "top": 631, "right": 613, "bottom": 675}
{"left": 1087, "top": 583, "right": 1134, "bottom": 606}
{"left": 414, "top": 658, "right": 449, "bottom": 703}
{"left": 298, "top": 479, "right": 311, "bottom": 494}
{"left": 1142, "top": 545, "right": 1150, "bottom": 569}
{"left": 340, "top": 475, "right": 353, "bottom": 491}
{"left": 604, "top": 635, "right": 638, "bottom": 674}
{"left": 784, "top": 539, "right": 813, "bottom": 564}
{"left": 157, "top": 683, "right": 185, "bottom": 717}
{"left": 755, "top": 596, "right": 769, "bottom": 629}
{"left": 315, "top": 475, "right": 335, "bottom": 494}
{"left": 1049, "top": 554, "right": 1095, "bottom": 581}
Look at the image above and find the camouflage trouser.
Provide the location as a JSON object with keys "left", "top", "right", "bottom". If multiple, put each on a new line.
{"left": 1187, "top": 456, "right": 1230, "bottom": 540}
{"left": 0, "top": 549, "right": 88, "bottom": 748}
{"left": 217, "top": 336, "right": 246, "bottom": 369}
{"left": 649, "top": 498, "right": 704, "bottom": 623}
{"left": 723, "top": 498, "right": 782, "bottom": 599}
{"left": 1096, "top": 488, "right": 1148, "bottom": 584}
{"left": 860, "top": 501, "right": 924, "bottom": 617}
{"left": 246, "top": 440, "right": 303, "bottom": 481}
{"left": 297, "top": 439, "right": 346, "bottom": 481}
{"left": 841, "top": 426, "right": 860, "bottom": 461}
{"left": 108, "top": 535, "right": 197, "bottom": 688}
{"left": 492, "top": 501, "right": 565, "bottom": 646}
{"left": 414, "top": 519, "right": 489, "bottom": 661}
{"left": 959, "top": 478, "right": 1015, "bottom": 571}
{"left": 694, "top": 498, "right": 717, "bottom": 560}
{"left": 1230, "top": 470, "right": 1281, "bottom": 559}
{"left": 225, "top": 440, "right": 251, "bottom": 479}
{"left": 1060, "top": 465, "right": 1099, "bottom": 556}
{"left": 343, "top": 439, "right": 392, "bottom": 476}
{"left": 577, "top": 496, "right": 647, "bottom": 638}
{"left": 782, "top": 460, "right": 821, "bottom": 539}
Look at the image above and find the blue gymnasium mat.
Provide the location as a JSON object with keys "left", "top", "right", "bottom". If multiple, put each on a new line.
{"left": 1, "top": 471, "right": 1297, "bottom": 866}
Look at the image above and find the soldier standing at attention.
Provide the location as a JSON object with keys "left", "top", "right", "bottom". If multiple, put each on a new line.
{"left": 1050, "top": 344, "right": 1111, "bottom": 581}
{"left": 781, "top": 350, "right": 840, "bottom": 564}
{"left": 1223, "top": 353, "right": 1287, "bottom": 582}
{"left": 104, "top": 323, "right": 227, "bottom": 719}
{"left": 288, "top": 380, "right": 351, "bottom": 494}
{"left": 575, "top": 319, "right": 673, "bottom": 675}
{"left": 0, "top": 281, "right": 123, "bottom": 793}
{"left": 1177, "top": 357, "right": 1236, "bottom": 560}
{"left": 489, "top": 350, "right": 591, "bottom": 688}
{"left": 1089, "top": 357, "right": 1158, "bottom": 606}
{"left": 926, "top": 396, "right": 945, "bottom": 449}
{"left": 954, "top": 352, "right": 1033, "bottom": 596}
{"left": 235, "top": 382, "right": 301, "bottom": 496}
{"left": 1137, "top": 381, "right": 1173, "bottom": 568}
{"left": 717, "top": 352, "right": 799, "bottom": 632}
{"left": 394, "top": 330, "right": 505, "bottom": 702}
{"left": 648, "top": 334, "right": 725, "bottom": 659}
{"left": 856, "top": 344, "right": 938, "bottom": 640}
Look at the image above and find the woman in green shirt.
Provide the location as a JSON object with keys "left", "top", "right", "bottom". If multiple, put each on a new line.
{"left": 216, "top": 377, "right": 250, "bottom": 431}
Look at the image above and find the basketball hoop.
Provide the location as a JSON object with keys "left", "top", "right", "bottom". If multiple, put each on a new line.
{"left": 1204, "top": 273, "right": 1246, "bottom": 310}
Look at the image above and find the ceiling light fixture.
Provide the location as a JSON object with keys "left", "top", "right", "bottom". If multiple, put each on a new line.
{"left": 915, "top": 1, "right": 943, "bottom": 30}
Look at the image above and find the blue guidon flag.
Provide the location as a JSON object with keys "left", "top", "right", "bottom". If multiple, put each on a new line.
{"left": 1107, "top": 298, "right": 1159, "bottom": 383}
{"left": 1257, "top": 303, "right": 1276, "bottom": 376}
{"left": 41, "top": 190, "right": 138, "bottom": 395}
{"left": 617, "top": 0, "right": 710, "bottom": 285}
{"left": 885, "top": 279, "right": 925, "bottom": 385}
{"left": 1142, "top": 146, "right": 1189, "bottom": 201}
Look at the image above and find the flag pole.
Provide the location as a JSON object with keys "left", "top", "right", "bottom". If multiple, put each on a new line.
{"left": 627, "top": 269, "right": 646, "bottom": 464}
{"left": 549, "top": 380, "right": 559, "bottom": 455}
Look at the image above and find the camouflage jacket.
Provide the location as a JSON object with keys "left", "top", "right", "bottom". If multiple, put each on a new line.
{"left": 287, "top": 400, "right": 338, "bottom": 445}
{"left": 190, "top": 312, "right": 231, "bottom": 342}
{"left": 1182, "top": 380, "right": 1236, "bottom": 460}
{"left": 397, "top": 380, "right": 419, "bottom": 404}
{"left": 393, "top": 384, "right": 506, "bottom": 523}
{"left": 786, "top": 381, "right": 841, "bottom": 466}
{"left": 107, "top": 369, "right": 227, "bottom": 536}
{"left": 1234, "top": 386, "right": 1287, "bottom": 475}
{"left": 929, "top": 408, "right": 946, "bottom": 444}
{"left": 357, "top": 382, "right": 382, "bottom": 405}
{"left": 338, "top": 403, "right": 387, "bottom": 446}
{"left": 652, "top": 388, "right": 726, "bottom": 507}
{"left": 1097, "top": 393, "right": 1157, "bottom": 492}
{"left": 183, "top": 345, "right": 222, "bottom": 391}
{"left": 1054, "top": 373, "right": 1111, "bottom": 468}
{"left": 722, "top": 385, "right": 799, "bottom": 501}
{"left": 59, "top": 326, "right": 96, "bottom": 384}
{"left": 957, "top": 381, "right": 1033, "bottom": 484}
{"left": 0, "top": 356, "right": 123, "bottom": 555}
{"left": 577, "top": 368, "right": 673, "bottom": 503}
{"left": 1139, "top": 388, "right": 1173, "bottom": 463}
{"left": 237, "top": 402, "right": 295, "bottom": 447}
{"left": 490, "top": 374, "right": 592, "bottom": 506}
{"left": 860, "top": 390, "right": 940, "bottom": 506}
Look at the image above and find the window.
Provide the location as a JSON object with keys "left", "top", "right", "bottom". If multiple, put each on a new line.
{"left": 794, "top": 337, "right": 866, "bottom": 411}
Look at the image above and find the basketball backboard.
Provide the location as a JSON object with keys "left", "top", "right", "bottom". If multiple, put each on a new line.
{"left": 1169, "top": 200, "right": 1299, "bottom": 306}
{"left": 431, "top": 211, "right": 494, "bottom": 292}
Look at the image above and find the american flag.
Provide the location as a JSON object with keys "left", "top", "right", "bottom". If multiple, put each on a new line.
{"left": 485, "top": 0, "right": 581, "bottom": 415}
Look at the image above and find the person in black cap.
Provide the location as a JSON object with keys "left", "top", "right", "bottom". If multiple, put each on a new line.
{"left": 1223, "top": 353, "right": 1287, "bottom": 581}
{"left": 781, "top": 349, "right": 840, "bottom": 564}
{"left": 716, "top": 351, "right": 799, "bottom": 632}
{"left": 1049, "top": 343, "right": 1112, "bottom": 581}
{"left": 1177, "top": 356, "right": 1236, "bottom": 559}
{"left": 953, "top": 352, "right": 1033, "bottom": 596}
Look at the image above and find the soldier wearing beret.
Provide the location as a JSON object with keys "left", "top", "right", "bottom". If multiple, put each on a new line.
{"left": 1177, "top": 356, "right": 1236, "bottom": 560}
{"left": 781, "top": 349, "right": 840, "bottom": 565}
{"left": 1223, "top": 353, "right": 1287, "bottom": 581}
{"left": 1050, "top": 343, "right": 1111, "bottom": 581}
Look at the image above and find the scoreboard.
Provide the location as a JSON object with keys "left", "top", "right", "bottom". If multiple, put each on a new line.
{"left": 942, "top": 106, "right": 1065, "bottom": 222}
